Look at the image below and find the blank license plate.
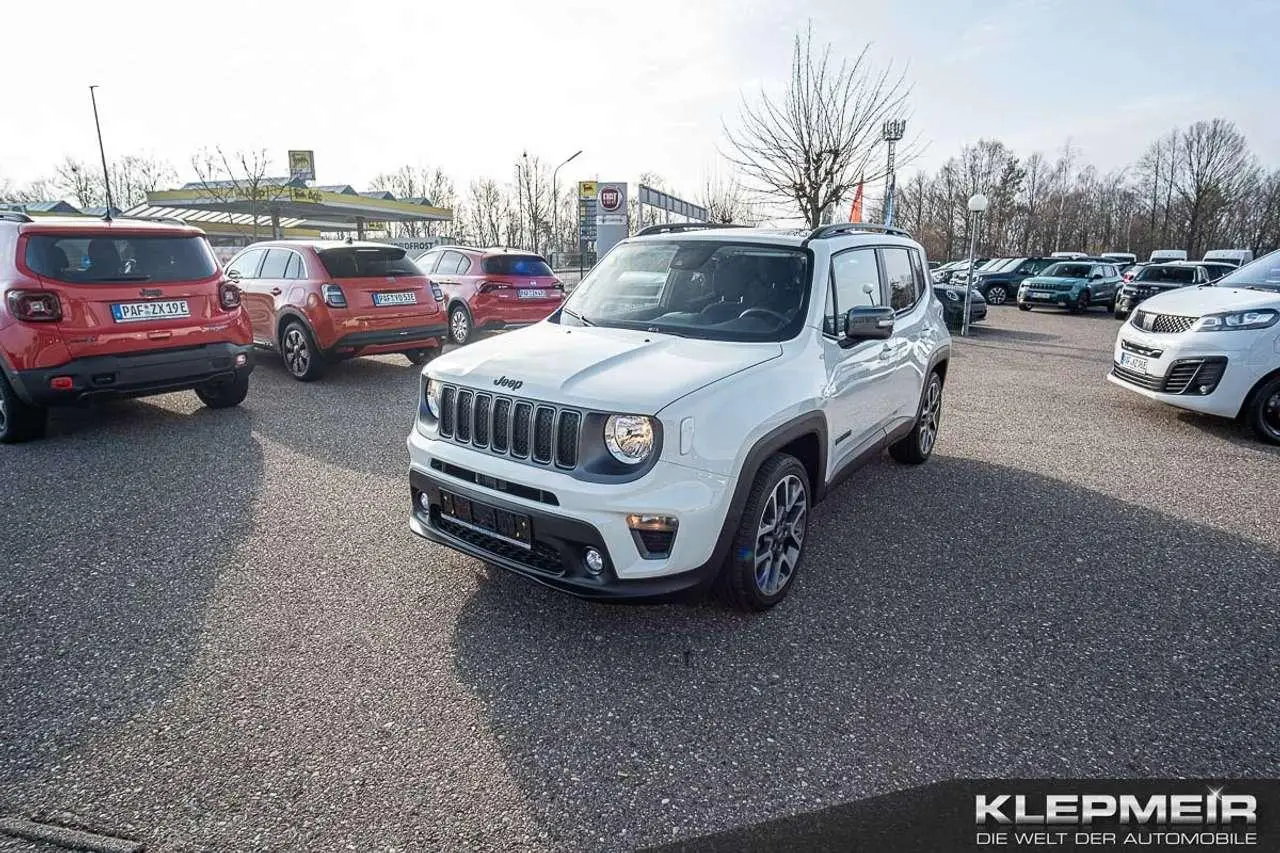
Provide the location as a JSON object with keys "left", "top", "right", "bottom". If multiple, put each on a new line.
{"left": 518, "top": 289, "right": 548, "bottom": 300}
{"left": 373, "top": 291, "right": 417, "bottom": 306}
{"left": 1120, "top": 352, "right": 1148, "bottom": 373}
{"left": 1030, "top": 291, "right": 1052, "bottom": 299}
{"left": 111, "top": 300, "right": 190, "bottom": 323}
{"left": 439, "top": 490, "right": 531, "bottom": 547}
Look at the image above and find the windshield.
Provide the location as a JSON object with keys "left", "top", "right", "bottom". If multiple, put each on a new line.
{"left": 24, "top": 234, "right": 218, "bottom": 283}
{"left": 1214, "top": 250, "right": 1280, "bottom": 292}
{"left": 978, "top": 258, "right": 1005, "bottom": 270}
{"left": 318, "top": 246, "right": 421, "bottom": 277}
{"left": 1135, "top": 265, "right": 1196, "bottom": 284}
{"left": 561, "top": 240, "right": 812, "bottom": 342}
{"left": 482, "top": 255, "right": 553, "bottom": 277}
{"left": 992, "top": 257, "right": 1026, "bottom": 272}
{"left": 1042, "top": 262, "right": 1091, "bottom": 278}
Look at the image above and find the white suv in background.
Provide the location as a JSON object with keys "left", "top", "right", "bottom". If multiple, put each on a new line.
{"left": 1108, "top": 250, "right": 1280, "bottom": 445}
{"left": 406, "top": 224, "right": 952, "bottom": 610}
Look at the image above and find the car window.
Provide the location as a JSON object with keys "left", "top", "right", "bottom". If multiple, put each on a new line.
{"left": 882, "top": 247, "right": 922, "bottom": 312}
{"left": 1135, "top": 265, "right": 1197, "bottom": 284}
{"left": 457, "top": 255, "right": 473, "bottom": 275}
{"left": 1043, "top": 262, "right": 1091, "bottom": 278}
{"left": 24, "top": 234, "right": 220, "bottom": 284}
{"left": 259, "top": 249, "right": 290, "bottom": 279}
{"left": 317, "top": 246, "right": 422, "bottom": 277}
{"left": 1214, "top": 250, "right": 1280, "bottom": 292}
{"left": 436, "top": 251, "right": 463, "bottom": 276}
{"left": 824, "top": 248, "right": 882, "bottom": 336}
{"left": 284, "top": 251, "right": 304, "bottom": 279}
{"left": 417, "top": 250, "right": 441, "bottom": 273}
{"left": 482, "top": 255, "right": 554, "bottom": 276}
{"left": 226, "top": 248, "right": 266, "bottom": 279}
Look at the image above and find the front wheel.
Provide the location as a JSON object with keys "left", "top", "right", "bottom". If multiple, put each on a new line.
{"left": 986, "top": 284, "right": 1009, "bottom": 305}
{"left": 448, "top": 305, "right": 473, "bottom": 345}
{"left": 1244, "top": 374, "right": 1280, "bottom": 446}
{"left": 280, "top": 321, "right": 327, "bottom": 381}
{"left": 195, "top": 371, "right": 250, "bottom": 408}
{"left": 0, "top": 373, "right": 48, "bottom": 443}
{"left": 404, "top": 347, "right": 439, "bottom": 366}
{"left": 889, "top": 371, "right": 943, "bottom": 465}
{"left": 716, "top": 453, "right": 811, "bottom": 612}
{"left": 1018, "top": 303, "right": 1032, "bottom": 311}
{"left": 1114, "top": 308, "right": 1129, "bottom": 321}
{"left": 1070, "top": 290, "right": 1091, "bottom": 313}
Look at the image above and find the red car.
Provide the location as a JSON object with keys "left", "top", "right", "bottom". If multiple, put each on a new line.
{"left": 0, "top": 212, "right": 253, "bottom": 443}
{"left": 415, "top": 247, "right": 564, "bottom": 344}
{"left": 225, "top": 240, "right": 447, "bottom": 381}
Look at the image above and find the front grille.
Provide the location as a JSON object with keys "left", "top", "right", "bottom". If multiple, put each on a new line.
{"left": 1132, "top": 310, "right": 1198, "bottom": 334}
{"left": 1112, "top": 357, "right": 1227, "bottom": 395}
{"left": 1112, "top": 362, "right": 1163, "bottom": 391}
{"left": 434, "top": 384, "right": 582, "bottom": 470}
{"left": 1120, "top": 339, "right": 1164, "bottom": 358}
{"left": 434, "top": 512, "right": 564, "bottom": 575}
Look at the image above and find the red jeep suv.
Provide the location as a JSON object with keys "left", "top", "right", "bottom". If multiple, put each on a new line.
{"left": 0, "top": 213, "right": 253, "bottom": 443}
{"left": 226, "top": 240, "right": 447, "bottom": 380}
{"left": 415, "top": 247, "right": 563, "bottom": 344}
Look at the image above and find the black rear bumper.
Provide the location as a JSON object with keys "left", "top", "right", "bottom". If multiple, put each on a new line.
{"left": 10, "top": 342, "right": 254, "bottom": 406}
{"left": 329, "top": 324, "right": 447, "bottom": 354}
{"left": 408, "top": 468, "right": 719, "bottom": 602}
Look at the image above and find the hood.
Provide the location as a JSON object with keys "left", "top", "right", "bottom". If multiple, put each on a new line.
{"left": 1139, "top": 285, "right": 1280, "bottom": 316}
{"left": 1024, "top": 275, "right": 1085, "bottom": 287}
{"left": 426, "top": 321, "right": 784, "bottom": 414}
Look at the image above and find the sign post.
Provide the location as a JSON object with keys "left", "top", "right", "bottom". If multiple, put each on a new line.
{"left": 287, "top": 150, "right": 316, "bottom": 182}
{"left": 578, "top": 181, "right": 599, "bottom": 279}
{"left": 595, "top": 181, "right": 627, "bottom": 257}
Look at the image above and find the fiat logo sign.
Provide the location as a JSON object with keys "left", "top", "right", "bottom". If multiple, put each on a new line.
{"left": 599, "top": 186, "right": 622, "bottom": 212}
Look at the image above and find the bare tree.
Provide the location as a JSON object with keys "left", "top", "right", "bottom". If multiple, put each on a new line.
{"left": 191, "top": 147, "right": 288, "bottom": 239}
{"left": 723, "top": 23, "right": 912, "bottom": 227}
{"left": 697, "top": 170, "right": 754, "bottom": 224}
{"left": 462, "top": 178, "right": 509, "bottom": 248}
{"left": 1176, "top": 119, "right": 1255, "bottom": 257}
{"left": 370, "top": 165, "right": 458, "bottom": 237}
{"left": 54, "top": 154, "right": 176, "bottom": 210}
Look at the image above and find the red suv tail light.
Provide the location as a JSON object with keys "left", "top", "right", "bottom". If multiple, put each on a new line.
{"left": 6, "top": 290, "right": 62, "bottom": 322}
{"left": 321, "top": 283, "right": 347, "bottom": 308}
{"left": 478, "top": 280, "right": 512, "bottom": 294}
{"left": 219, "top": 280, "right": 242, "bottom": 310}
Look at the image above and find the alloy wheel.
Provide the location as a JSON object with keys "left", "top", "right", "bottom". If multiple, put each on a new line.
{"left": 919, "top": 377, "right": 943, "bottom": 456}
{"left": 754, "top": 473, "right": 807, "bottom": 596}
{"left": 1264, "top": 390, "right": 1280, "bottom": 441}
{"left": 0, "top": 393, "right": 8, "bottom": 433}
{"left": 987, "top": 285, "right": 1008, "bottom": 305}
{"left": 284, "top": 327, "right": 311, "bottom": 377}
{"left": 451, "top": 309, "right": 470, "bottom": 344}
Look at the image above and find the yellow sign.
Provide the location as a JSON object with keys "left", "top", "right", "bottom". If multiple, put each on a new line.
{"left": 288, "top": 150, "right": 316, "bottom": 181}
{"left": 578, "top": 180, "right": 597, "bottom": 200}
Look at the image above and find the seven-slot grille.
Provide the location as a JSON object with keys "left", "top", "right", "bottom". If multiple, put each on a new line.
{"left": 435, "top": 383, "right": 582, "bottom": 469}
{"left": 1132, "top": 310, "right": 1198, "bottom": 334}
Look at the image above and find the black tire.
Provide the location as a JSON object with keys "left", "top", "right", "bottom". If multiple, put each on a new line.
{"left": 1106, "top": 294, "right": 1117, "bottom": 312}
{"left": 1070, "top": 290, "right": 1091, "bottom": 313}
{"left": 716, "top": 453, "right": 811, "bottom": 612}
{"left": 1243, "top": 374, "right": 1280, "bottom": 446}
{"left": 1018, "top": 303, "right": 1032, "bottom": 311}
{"left": 986, "top": 284, "right": 1009, "bottom": 305}
{"left": 194, "top": 371, "right": 250, "bottom": 409}
{"left": 279, "top": 320, "right": 327, "bottom": 381}
{"left": 1114, "top": 308, "right": 1129, "bottom": 321}
{"left": 448, "top": 304, "right": 473, "bottom": 345}
{"left": 404, "top": 348, "right": 438, "bottom": 366}
{"left": 889, "top": 371, "right": 944, "bottom": 465}
{"left": 0, "top": 373, "right": 48, "bottom": 443}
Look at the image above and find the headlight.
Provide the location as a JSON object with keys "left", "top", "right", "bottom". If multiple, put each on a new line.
{"left": 1192, "top": 309, "right": 1279, "bottom": 332}
{"left": 604, "top": 414, "right": 655, "bottom": 465}
{"left": 426, "top": 378, "right": 443, "bottom": 418}
{"left": 945, "top": 290, "right": 959, "bottom": 302}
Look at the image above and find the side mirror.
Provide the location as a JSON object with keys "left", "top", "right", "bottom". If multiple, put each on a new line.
{"left": 841, "top": 305, "right": 895, "bottom": 347}
{"left": 226, "top": 268, "right": 242, "bottom": 283}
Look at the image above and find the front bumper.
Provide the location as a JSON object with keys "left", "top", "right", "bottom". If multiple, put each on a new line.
{"left": 406, "top": 428, "right": 733, "bottom": 598}
{"left": 10, "top": 342, "right": 254, "bottom": 406}
{"left": 1018, "top": 287, "right": 1075, "bottom": 307}
{"left": 1106, "top": 322, "right": 1264, "bottom": 418}
{"left": 942, "top": 301, "right": 985, "bottom": 325}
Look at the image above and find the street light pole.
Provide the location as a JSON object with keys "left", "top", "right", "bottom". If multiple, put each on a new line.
{"left": 551, "top": 149, "right": 582, "bottom": 264}
{"left": 962, "top": 193, "right": 989, "bottom": 337}
{"left": 881, "top": 119, "right": 906, "bottom": 228}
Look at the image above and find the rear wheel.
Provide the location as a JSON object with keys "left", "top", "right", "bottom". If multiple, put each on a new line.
{"left": 890, "top": 371, "right": 943, "bottom": 464}
{"left": 448, "top": 304, "right": 473, "bottom": 345}
{"left": 195, "top": 371, "right": 250, "bottom": 409}
{"left": 404, "top": 348, "right": 438, "bottom": 366}
{"left": 986, "top": 284, "right": 1009, "bottom": 305}
{"left": 716, "top": 454, "right": 810, "bottom": 612}
{"left": 0, "top": 373, "right": 47, "bottom": 443}
{"left": 1244, "top": 374, "right": 1280, "bottom": 446}
{"left": 280, "top": 321, "right": 327, "bottom": 381}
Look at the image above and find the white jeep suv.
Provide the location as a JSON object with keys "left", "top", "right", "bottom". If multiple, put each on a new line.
{"left": 407, "top": 224, "right": 952, "bottom": 610}
{"left": 1108, "top": 249, "right": 1280, "bottom": 445}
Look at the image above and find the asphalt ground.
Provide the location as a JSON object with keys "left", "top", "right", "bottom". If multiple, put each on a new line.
{"left": 2, "top": 305, "right": 1277, "bottom": 852}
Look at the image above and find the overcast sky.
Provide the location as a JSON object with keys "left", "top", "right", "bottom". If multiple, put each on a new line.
{"left": 4, "top": 0, "right": 1278, "bottom": 205}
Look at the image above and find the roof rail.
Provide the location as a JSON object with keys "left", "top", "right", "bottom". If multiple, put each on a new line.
{"left": 634, "top": 222, "right": 747, "bottom": 237}
{"left": 0, "top": 211, "right": 34, "bottom": 224}
{"left": 802, "top": 223, "right": 911, "bottom": 245}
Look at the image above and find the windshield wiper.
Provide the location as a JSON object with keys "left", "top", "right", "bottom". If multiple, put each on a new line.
{"left": 562, "top": 307, "right": 594, "bottom": 326}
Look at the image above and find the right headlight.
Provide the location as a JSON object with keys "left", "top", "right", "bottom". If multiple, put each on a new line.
{"left": 603, "top": 414, "right": 655, "bottom": 465}
{"left": 426, "top": 378, "right": 443, "bottom": 418}
{"left": 1192, "top": 309, "right": 1279, "bottom": 332}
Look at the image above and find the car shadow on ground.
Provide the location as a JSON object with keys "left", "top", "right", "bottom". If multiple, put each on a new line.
{"left": 449, "top": 455, "right": 1280, "bottom": 851}
{"left": 1175, "top": 410, "right": 1280, "bottom": 456}
{"left": 0, "top": 403, "right": 264, "bottom": 812}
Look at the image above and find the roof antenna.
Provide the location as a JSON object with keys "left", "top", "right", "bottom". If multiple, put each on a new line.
{"left": 88, "top": 85, "right": 115, "bottom": 221}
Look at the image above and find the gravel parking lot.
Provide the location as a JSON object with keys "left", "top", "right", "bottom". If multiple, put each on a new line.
{"left": 2, "top": 307, "right": 1277, "bottom": 852}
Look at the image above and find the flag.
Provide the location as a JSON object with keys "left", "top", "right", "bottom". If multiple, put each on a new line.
{"left": 849, "top": 180, "right": 864, "bottom": 223}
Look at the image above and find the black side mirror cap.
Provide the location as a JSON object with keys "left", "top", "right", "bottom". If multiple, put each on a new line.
{"left": 840, "top": 305, "right": 895, "bottom": 347}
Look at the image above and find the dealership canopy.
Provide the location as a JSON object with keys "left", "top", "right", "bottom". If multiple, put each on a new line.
{"left": 144, "top": 178, "right": 453, "bottom": 238}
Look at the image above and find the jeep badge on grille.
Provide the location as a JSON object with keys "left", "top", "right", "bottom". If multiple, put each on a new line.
{"left": 494, "top": 376, "right": 524, "bottom": 391}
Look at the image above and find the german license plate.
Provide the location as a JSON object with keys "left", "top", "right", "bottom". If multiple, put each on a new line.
{"left": 439, "top": 490, "right": 531, "bottom": 547}
{"left": 373, "top": 291, "right": 417, "bottom": 306}
{"left": 111, "top": 299, "right": 190, "bottom": 323}
{"left": 1031, "top": 291, "right": 1051, "bottom": 299}
{"left": 1120, "top": 352, "right": 1148, "bottom": 373}
{"left": 518, "top": 289, "right": 548, "bottom": 300}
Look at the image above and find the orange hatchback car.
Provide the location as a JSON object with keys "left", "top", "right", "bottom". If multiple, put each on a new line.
{"left": 225, "top": 240, "right": 447, "bottom": 380}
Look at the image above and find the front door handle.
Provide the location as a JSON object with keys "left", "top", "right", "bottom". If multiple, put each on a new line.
{"left": 270, "top": 287, "right": 282, "bottom": 295}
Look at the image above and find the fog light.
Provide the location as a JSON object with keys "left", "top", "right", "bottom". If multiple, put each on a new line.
{"left": 234, "top": 353, "right": 248, "bottom": 367}
{"left": 418, "top": 492, "right": 431, "bottom": 511}
{"left": 584, "top": 548, "right": 605, "bottom": 575}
